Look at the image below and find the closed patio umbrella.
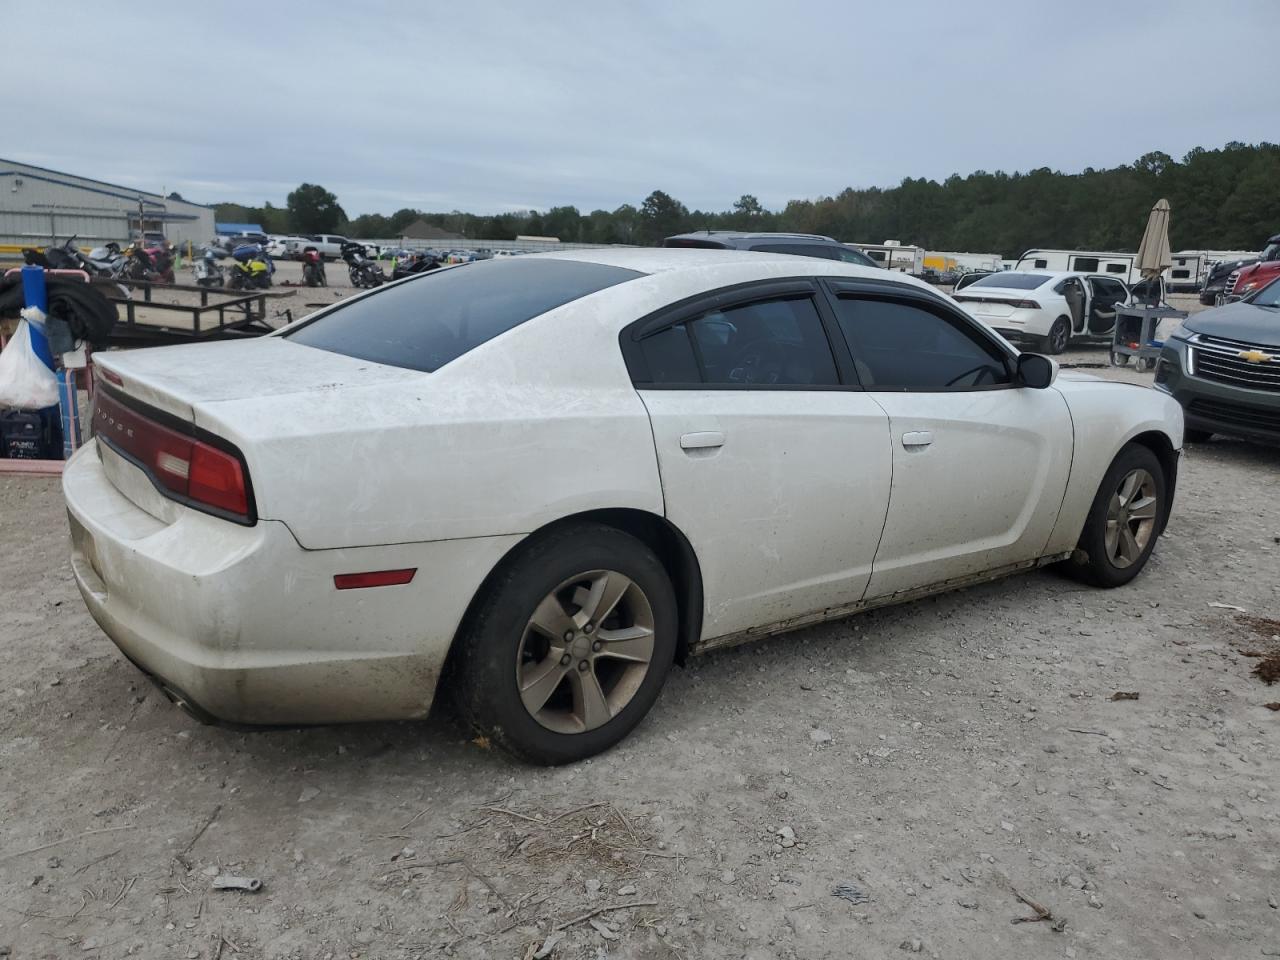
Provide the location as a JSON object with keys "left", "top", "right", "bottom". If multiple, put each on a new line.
{"left": 1135, "top": 198, "right": 1172, "bottom": 279}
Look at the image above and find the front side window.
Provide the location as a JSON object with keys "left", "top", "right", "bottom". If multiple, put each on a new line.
{"left": 833, "top": 296, "right": 1011, "bottom": 390}
{"left": 633, "top": 295, "right": 840, "bottom": 387}
{"left": 288, "top": 258, "right": 643, "bottom": 372}
{"left": 1034, "top": 258, "right": 1048, "bottom": 269}
{"left": 1073, "top": 257, "right": 1100, "bottom": 272}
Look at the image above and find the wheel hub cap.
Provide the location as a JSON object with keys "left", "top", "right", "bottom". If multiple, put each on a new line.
{"left": 1104, "top": 468, "right": 1158, "bottom": 569}
{"left": 516, "top": 570, "right": 656, "bottom": 734}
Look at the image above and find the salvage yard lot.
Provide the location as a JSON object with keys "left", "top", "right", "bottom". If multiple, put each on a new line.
{"left": 1, "top": 350, "right": 1278, "bottom": 959}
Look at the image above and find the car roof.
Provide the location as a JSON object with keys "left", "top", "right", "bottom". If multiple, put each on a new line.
{"left": 522, "top": 246, "right": 922, "bottom": 287}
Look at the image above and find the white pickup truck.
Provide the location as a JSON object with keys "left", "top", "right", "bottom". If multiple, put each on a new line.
{"left": 283, "top": 234, "right": 352, "bottom": 261}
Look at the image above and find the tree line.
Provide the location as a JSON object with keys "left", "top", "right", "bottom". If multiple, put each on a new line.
{"left": 214, "top": 141, "right": 1280, "bottom": 257}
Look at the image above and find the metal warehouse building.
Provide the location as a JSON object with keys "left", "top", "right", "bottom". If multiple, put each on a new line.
{"left": 0, "top": 158, "right": 214, "bottom": 250}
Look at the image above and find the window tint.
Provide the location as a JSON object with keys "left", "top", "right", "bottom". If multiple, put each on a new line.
{"left": 1073, "top": 257, "right": 1100, "bottom": 272}
{"left": 835, "top": 246, "right": 877, "bottom": 267}
{"left": 288, "top": 258, "right": 643, "bottom": 372}
{"left": 834, "top": 296, "right": 1011, "bottom": 390}
{"left": 633, "top": 295, "right": 839, "bottom": 387}
{"left": 1106, "top": 263, "right": 1127, "bottom": 274}
{"left": 693, "top": 297, "right": 838, "bottom": 386}
{"left": 749, "top": 243, "right": 839, "bottom": 260}
{"left": 971, "top": 272, "right": 1049, "bottom": 290}
{"left": 637, "top": 324, "right": 699, "bottom": 383}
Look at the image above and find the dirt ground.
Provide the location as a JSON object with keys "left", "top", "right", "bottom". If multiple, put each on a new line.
{"left": 2, "top": 313, "right": 1279, "bottom": 960}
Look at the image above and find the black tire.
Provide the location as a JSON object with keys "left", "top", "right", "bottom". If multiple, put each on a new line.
{"left": 452, "top": 522, "right": 678, "bottom": 764}
{"left": 1043, "top": 317, "right": 1070, "bottom": 355}
{"left": 1184, "top": 428, "right": 1213, "bottom": 443}
{"left": 1110, "top": 351, "right": 1130, "bottom": 366}
{"left": 1066, "top": 443, "right": 1166, "bottom": 588}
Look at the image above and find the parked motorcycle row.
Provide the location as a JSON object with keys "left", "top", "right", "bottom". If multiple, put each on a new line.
{"left": 23, "top": 236, "right": 175, "bottom": 285}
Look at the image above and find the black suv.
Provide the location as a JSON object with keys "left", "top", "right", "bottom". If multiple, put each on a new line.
{"left": 663, "top": 231, "right": 878, "bottom": 268}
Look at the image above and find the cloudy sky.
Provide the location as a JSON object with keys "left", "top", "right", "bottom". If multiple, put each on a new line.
{"left": 9, "top": 1, "right": 1279, "bottom": 216}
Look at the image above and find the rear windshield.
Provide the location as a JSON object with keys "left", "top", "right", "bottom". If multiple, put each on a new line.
{"left": 970, "top": 272, "right": 1050, "bottom": 290}
{"left": 286, "top": 258, "right": 644, "bottom": 372}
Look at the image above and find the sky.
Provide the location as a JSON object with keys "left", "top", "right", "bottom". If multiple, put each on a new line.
{"left": 8, "top": 1, "right": 1280, "bottom": 217}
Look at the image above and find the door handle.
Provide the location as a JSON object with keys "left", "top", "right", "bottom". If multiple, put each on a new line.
{"left": 680, "top": 431, "right": 725, "bottom": 451}
{"left": 901, "top": 430, "right": 933, "bottom": 448}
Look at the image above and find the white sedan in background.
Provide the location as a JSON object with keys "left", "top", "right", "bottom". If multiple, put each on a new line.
{"left": 953, "top": 270, "right": 1131, "bottom": 354}
{"left": 64, "top": 250, "right": 1182, "bottom": 764}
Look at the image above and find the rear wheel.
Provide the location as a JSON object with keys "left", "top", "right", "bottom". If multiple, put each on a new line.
{"left": 1043, "top": 317, "right": 1070, "bottom": 355}
{"left": 452, "top": 523, "right": 677, "bottom": 764}
{"left": 1066, "top": 443, "right": 1166, "bottom": 587}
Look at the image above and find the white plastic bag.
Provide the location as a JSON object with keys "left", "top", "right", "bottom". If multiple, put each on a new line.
{"left": 0, "top": 319, "right": 60, "bottom": 409}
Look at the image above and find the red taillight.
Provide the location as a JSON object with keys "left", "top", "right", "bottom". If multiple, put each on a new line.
{"left": 333, "top": 569, "right": 417, "bottom": 590}
{"left": 92, "top": 388, "right": 252, "bottom": 523}
{"left": 189, "top": 442, "right": 249, "bottom": 516}
{"left": 1014, "top": 299, "right": 1041, "bottom": 309}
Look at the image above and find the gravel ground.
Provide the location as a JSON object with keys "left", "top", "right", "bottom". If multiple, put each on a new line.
{"left": 2, "top": 306, "right": 1278, "bottom": 960}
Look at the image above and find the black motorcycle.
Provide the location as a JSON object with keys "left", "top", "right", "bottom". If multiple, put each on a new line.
{"left": 389, "top": 251, "right": 442, "bottom": 281}
{"left": 341, "top": 242, "right": 386, "bottom": 289}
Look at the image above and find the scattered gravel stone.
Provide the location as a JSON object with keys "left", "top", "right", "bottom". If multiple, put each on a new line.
{"left": 720, "top": 869, "right": 736, "bottom": 884}
{"left": 809, "top": 728, "right": 833, "bottom": 744}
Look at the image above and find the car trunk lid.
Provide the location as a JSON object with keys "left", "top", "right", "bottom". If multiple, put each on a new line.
{"left": 90, "top": 338, "right": 426, "bottom": 524}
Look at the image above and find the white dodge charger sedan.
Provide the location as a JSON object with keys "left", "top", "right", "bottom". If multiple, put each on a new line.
{"left": 65, "top": 250, "right": 1182, "bottom": 763}
{"left": 953, "top": 270, "right": 1131, "bottom": 354}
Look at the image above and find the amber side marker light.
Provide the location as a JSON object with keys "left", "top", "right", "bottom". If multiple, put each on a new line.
{"left": 333, "top": 569, "right": 418, "bottom": 590}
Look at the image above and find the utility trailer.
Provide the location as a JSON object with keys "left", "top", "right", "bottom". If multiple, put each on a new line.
{"left": 96, "top": 279, "right": 297, "bottom": 346}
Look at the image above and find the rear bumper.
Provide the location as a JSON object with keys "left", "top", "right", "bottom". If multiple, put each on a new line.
{"left": 1155, "top": 341, "right": 1280, "bottom": 443}
{"left": 63, "top": 440, "right": 521, "bottom": 725}
{"left": 962, "top": 307, "right": 1050, "bottom": 339}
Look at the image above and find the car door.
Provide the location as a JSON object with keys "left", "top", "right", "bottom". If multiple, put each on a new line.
{"left": 1087, "top": 276, "right": 1127, "bottom": 333}
{"left": 822, "top": 280, "right": 1074, "bottom": 600}
{"left": 622, "top": 280, "right": 893, "bottom": 643}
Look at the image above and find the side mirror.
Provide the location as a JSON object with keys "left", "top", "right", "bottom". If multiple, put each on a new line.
{"left": 1017, "top": 353, "right": 1057, "bottom": 389}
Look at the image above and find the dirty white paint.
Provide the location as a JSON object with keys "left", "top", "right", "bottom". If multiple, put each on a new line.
{"left": 70, "top": 251, "right": 1184, "bottom": 726}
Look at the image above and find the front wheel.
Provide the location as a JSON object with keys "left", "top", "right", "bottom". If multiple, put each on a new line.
{"left": 452, "top": 523, "right": 678, "bottom": 764}
{"left": 1043, "top": 317, "right": 1070, "bottom": 355}
{"left": 1066, "top": 443, "right": 1166, "bottom": 588}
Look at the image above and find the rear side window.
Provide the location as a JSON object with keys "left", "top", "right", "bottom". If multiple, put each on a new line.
{"left": 287, "top": 259, "right": 643, "bottom": 372}
{"left": 1073, "top": 257, "right": 1100, "bottom": 272}
{"left": 633, "top": 295, "right": 839, "bottom": 387}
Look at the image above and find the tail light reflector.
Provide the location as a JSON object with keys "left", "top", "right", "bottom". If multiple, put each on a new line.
{"left": 334, "top": 569, "right": 417, "bottom": 590}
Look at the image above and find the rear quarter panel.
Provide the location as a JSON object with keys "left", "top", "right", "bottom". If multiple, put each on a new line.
{"left": 1043, "top": 375, "right": 1184, "bottom": 555}
{"left": 196, "top": 287, "right": 668, "bottom": 549}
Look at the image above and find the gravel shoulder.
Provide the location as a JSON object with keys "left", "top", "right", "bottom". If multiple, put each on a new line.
{"left": 1, "top": 331, "right": 1278, "bottom": 960}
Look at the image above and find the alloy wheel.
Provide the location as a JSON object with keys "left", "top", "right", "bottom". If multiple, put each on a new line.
{"left": 516, "top": 570, "right": 656, "bottom": 734}
{"left": 1104, "top": 468, "right": 1158, "bottom": 568}
{"left": 1051, "top": 320, "right": 1069, "bottom": 354}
